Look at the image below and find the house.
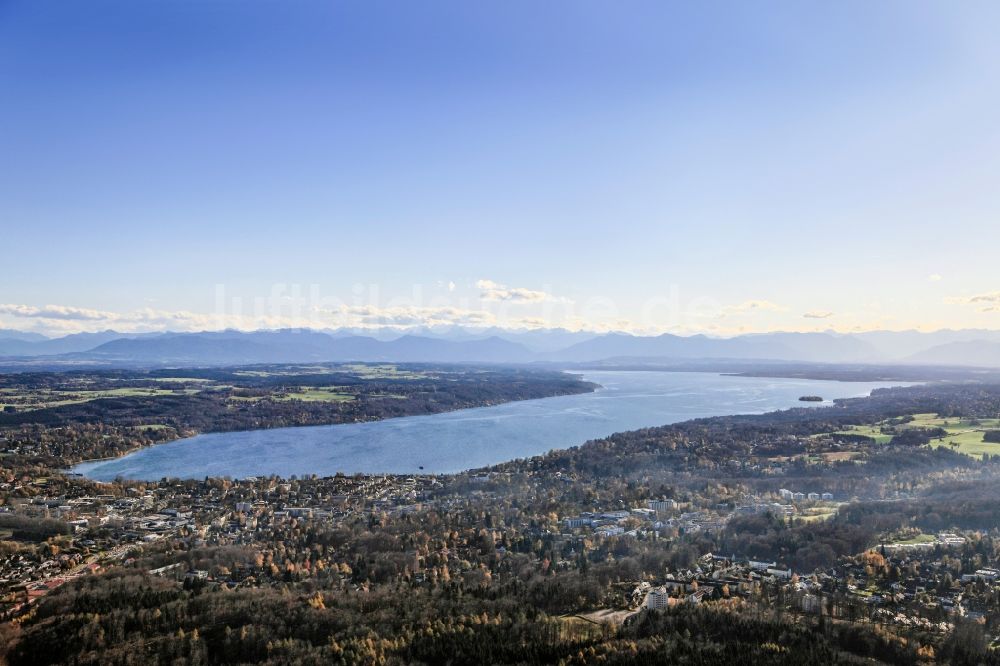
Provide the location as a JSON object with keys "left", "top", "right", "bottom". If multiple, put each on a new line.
{"left": 687, "top": 588, "right": 711, "bottom": 604}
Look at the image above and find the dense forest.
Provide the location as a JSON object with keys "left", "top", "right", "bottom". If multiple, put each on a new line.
{"left": 2, "top": 574, "right": 954, "bottom": 666}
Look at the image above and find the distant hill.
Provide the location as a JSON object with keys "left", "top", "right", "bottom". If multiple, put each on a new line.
{"left": 0, "top": 329, "right": 48, "bottom": 343}
{"left": 905, "top": 340, "right": 1000, "bottom": 367}
{"left": 856, "top": 329, "right": 1000, "bottom": 359}
{"left": 457, "top": 327, "right": 597, "bottom": 353}
{"left": 545, "top": 331, "right": 877, "bottom": 363}
{"left": 79, "top": 330, "right": 534, "bottom": 365}
{"left": 0, "top": 330, "right": 129, "bottom": 356}
{"left": 3, "top": 326, "right": 1000, "bottom": 367}
{"left": 321, "top": 326, "right": 599, "bottom": 352}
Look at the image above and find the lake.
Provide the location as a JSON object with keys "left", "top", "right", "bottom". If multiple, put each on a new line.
{"left": 73, "top": 371, "right": 905, "bottom": 480}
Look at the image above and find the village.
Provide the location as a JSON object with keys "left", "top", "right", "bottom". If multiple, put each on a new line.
{"left": 5, "top": 464, "right": 1000, "bottom": 651}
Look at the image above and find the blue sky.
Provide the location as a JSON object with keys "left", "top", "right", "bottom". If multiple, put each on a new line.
{"left": 2, "top": 1, "right": 1000, "bottom": 336}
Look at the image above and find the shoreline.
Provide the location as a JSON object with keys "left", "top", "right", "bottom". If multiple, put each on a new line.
{"left": 71, "top": 372, "right": 902, "bottom": 482}
{"left": 68, "top": 379, "right": 600, "bottom": 479}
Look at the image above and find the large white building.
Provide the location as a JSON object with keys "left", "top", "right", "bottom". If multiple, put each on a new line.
{"left": 646, "top": 586, "right": 671, "bottom": 609}
{"left": 648, "top": 499, "right": 677, "bottom": 512}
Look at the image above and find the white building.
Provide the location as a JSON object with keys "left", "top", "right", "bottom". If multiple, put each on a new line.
{"left": 596, "top": 525, "right": 625, "bottom": 537}
{"left": 563, "top": 517, "right": 592, "bottom": 528}
{"left": 801, "top": 593, "right": 822, "bottom": 613}
{"left": 648, "top": 499, "right": 677, "bottom": 512}
{"left": 646, "top": 586, "right": 671, "bottom": 609}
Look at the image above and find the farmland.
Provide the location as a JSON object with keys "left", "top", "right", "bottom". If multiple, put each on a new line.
{"left": 832, "top": 412, "right": 1000, "bottom": 458}
{"left": 0, "top": 387, "right": 203, "bottom": 413}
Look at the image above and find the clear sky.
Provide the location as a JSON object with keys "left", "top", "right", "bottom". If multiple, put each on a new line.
{"left": 2, "top": 1, "right": 1000, "bottom": 336}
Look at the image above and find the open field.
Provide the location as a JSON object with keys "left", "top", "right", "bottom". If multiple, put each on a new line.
{"left": 927, "top": 434, "right": 1000, "bottom": 458}
{"left": 830, "top": 424, "right": 893, "bottom": 444}
{"left": 339, "top": 364, "right": 431, "bottom": 379}
{"left": 231, "top": 364, "right": 431, "bottom": 380}
{"left": 892, "top": 533, "right": 936, "bottom": 546}
{"left": 275, "top": 388, "right": 355, "bottom": 403}
{"left": 148, "top": 377, "right": 215, "bottom": 383}
{"left": 831, "top": 413, "right": 1000, "bottom": 458}
{"left": 798, "top": 510, "right": 837, "bottom": 523}
{"left": 1, "top": 388, "right": 202, "bottom": 413}
{"left": 908, "top": 413, "right": 1000, "bottom": 429}
{"left": 906, "top": 413, "right": 1000, "bottom": 458}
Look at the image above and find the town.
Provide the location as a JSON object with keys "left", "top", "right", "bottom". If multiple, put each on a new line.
{"left": 4, "top": 378, "right": 1000, "bottom": 664}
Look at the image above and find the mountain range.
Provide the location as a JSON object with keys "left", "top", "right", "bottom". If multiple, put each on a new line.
{"left": 3, "top": 327, "right": 1000, "bottom": 367}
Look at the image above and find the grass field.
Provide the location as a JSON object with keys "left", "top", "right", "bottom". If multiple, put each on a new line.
{"left": 1, "top": 388, "right": 202, "bottom": 412}
{"left": 231, "top": 366, "right": 351, "bottom": 377}
{"left": 928, "top": 434, "right": 1000, "bottom": 458}
{"left": 830, "top": 424, "right": 893, "bottom": 445}
{"left": 340, "top": 364, "right": 431, "bottom": 380}
{"left": 149, "top": 377, "right": 214, "bottom": 383}
{"left": 893, "top": 533, "right": 936, "bottom": 546}
{"left": 907, "top": 413, "right": 1000, "bottom": 458}
{"left": 798, "top": 510, "right": 837, "bottom": 523}
{"left": 231, "top": 364, "right": 431, "bottom": 380}
{"left": 832, "top": 413, "right": 1000, "bottom": 458}
{"left": 276, "top": 388, "right": 355, "bottom": 403}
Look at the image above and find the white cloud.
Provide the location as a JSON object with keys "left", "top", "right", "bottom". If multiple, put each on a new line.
{"left": 718, "top": 300, "right": 788, "bottom": 317}
{"left": 0, "top": 303, "right": 256, "bottom": 334}
{"left": 945, "top": 291, "right": 1000, "bottom": 312}
{"left": 320, "top": 304, "right": 499, "bottom": 329}
{"left": 0, "top": 303, "right": 117, "bottom": 321}
{"left": 476, "top": 279, "right": 562, "bottom": 303}
{"left": 803, "top": 310, "right": 834, "bottom": 319}
{"left": 928, "top": 274, "right": 943, "bottom": 282}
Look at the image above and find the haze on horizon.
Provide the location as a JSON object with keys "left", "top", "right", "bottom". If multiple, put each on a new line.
{"left": 3, "top": 1, "right": 1000, "bottom": 337}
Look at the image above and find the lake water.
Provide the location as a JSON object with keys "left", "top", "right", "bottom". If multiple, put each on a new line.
{"left": 73, "top": 371, "right": 905, "bottom": 480}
